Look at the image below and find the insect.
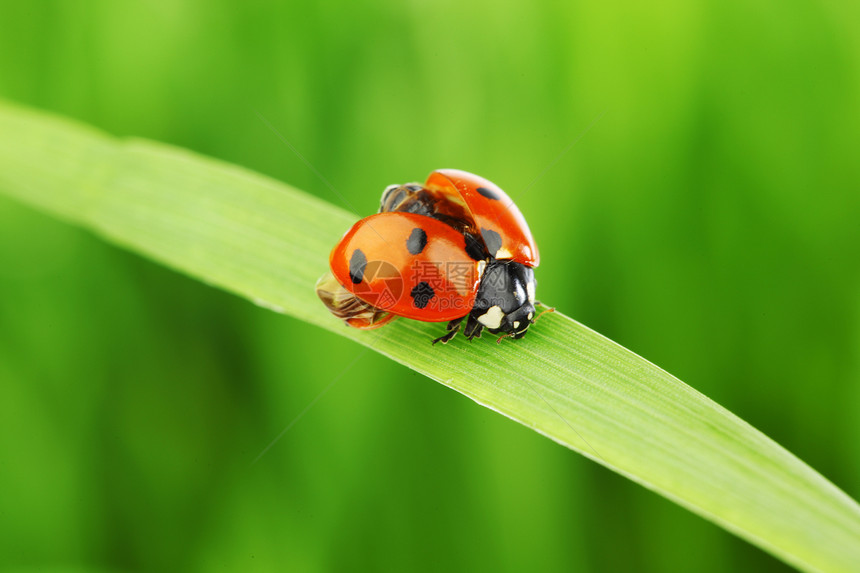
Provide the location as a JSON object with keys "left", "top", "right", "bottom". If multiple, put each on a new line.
{"left": 316, "top": 169, "right": 547, "bottom": 343}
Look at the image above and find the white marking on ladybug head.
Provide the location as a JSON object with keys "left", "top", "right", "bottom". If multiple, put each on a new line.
{"left": 477, "top": 305, "right": 504, "bottom": 329}
{"left": 496, "top": 247, "right": 513, "bottom": 260}
{"left": 526, "top": 280, "right": 536, "bottom": 304}
{"left": 513, "top": 321, "right": 521, "bottom": 329}
{"left": 527, "top": 311, "right": 534, "bottom": 321}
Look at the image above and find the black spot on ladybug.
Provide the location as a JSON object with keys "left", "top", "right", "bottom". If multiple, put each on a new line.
{"left": 406, "top": 228, "right": 428, "bottom": 255}
{"left": 481, "top": 228, "right": 503, "bottom": 256}
{"left": 410, "top": 281, "right": 436, "bottom": 309}
{"left": 349, "top": 249, "right": 367, "bottom": 284}
{"left": 477, "top": 186, "right": 501, "bottom": 200}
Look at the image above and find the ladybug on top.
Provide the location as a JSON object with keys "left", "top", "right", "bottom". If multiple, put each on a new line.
{"left": 316, "top": 169, "right": 545, "bottom": 344}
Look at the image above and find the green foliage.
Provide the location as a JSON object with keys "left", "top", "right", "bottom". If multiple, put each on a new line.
{"left": 2, "top": 100, "right": 859, "bottom": 572}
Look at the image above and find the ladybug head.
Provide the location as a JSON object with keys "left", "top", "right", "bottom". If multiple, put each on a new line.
{"left": 471, "top": 260, "right": 537, "bottom": 339}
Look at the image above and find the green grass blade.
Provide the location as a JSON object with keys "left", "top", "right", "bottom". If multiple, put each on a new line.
{"left": 1, "top": 99, "right": 858, "bottom": 572}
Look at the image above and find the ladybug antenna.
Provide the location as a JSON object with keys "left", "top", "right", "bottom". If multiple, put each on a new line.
{"left": 533, "top": 302, "right": 556, "bottom": 323}
{"left": 497, "top": 304, "right": 555, "bottom": 344}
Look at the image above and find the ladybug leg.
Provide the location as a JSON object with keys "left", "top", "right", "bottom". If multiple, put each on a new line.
{"left": 463, "top": 314, "right": 485, "bottom": 340}
{"left": 432, "top": 316, "right": 464, "bottom": 345}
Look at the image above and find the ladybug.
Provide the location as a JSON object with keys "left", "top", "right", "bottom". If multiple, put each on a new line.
{"left": 316, "top": 169, "right": 544, "bottom": 343}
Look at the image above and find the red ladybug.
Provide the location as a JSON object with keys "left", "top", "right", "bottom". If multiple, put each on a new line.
{"left": 316, "top": 169, "right": 542, "bottom": 343}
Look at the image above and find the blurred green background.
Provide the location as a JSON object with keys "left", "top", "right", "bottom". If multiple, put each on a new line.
{"left": 1, "top": 1, "right": 858, "bottom": 571}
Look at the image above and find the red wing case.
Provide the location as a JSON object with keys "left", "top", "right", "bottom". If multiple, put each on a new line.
{"left": 425, "top": 169, "right": 540, "bottom": 267}
{"left": 329, "top": 212, "right": 483, "bottom": 322}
